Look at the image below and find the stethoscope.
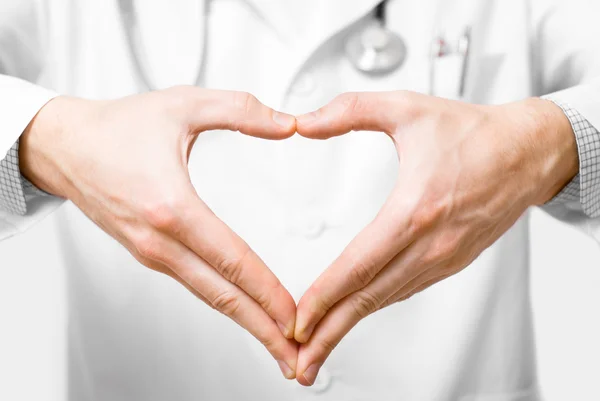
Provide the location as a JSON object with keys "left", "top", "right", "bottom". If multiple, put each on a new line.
{"left": 346, "top": 1, "right": 472, "bottom": 96}
{"left": 345, "top": 2, "right": 407, "bottom": 76}
{"left": 120, "top": 0, "right": 471, "bottom": 96}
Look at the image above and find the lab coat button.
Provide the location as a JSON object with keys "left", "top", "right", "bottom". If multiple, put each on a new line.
{"left": 310, "top": 367, "right": 332, "bottom": 393}
{"left": 303, "top": 218, "right": 326, "bottom": 239}
{"left": 291, "top": 73, "right": 316, "bottom": 96}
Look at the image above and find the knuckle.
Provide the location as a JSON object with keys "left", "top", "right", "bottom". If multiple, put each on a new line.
{"left": 258, "top": 334, "right": 275, "bottom": 349}
{"left": 162, "top": 85, "right": 195, "bottom": 116}
{"left": 350, "top": 290, "right": 381, "bottom": 319}
{"left": 215, "top": 247, "right": 251, "bottom": 285}
{"left": 234, "top": 91, "right": 258, "bottom": 116}
{"left": 142, "top": 198, "right": 182, "bottom": 233}
{"left": 409, "top": 201, "right": 444, "bottom": 234}
{"left": 420, "top": 251, "right": 437, "bottom": 266}
{"left": 211, "top": 290, "right": 241, "bottom": 316}
{"left": 393, "top": 90, "right": 412, "bottom": 106}
{"left": 394, "top": 91, "right": 419, "bottom": 116}
{"left": 336, "top": 92, "right": 359, "bottom": 110}
{"left": 437, "top": 239, "right": 460, "bottom": 261}
{"left": 229, "top": 91, "right": 259, "bottom": 131}
{"left": 318, "top": 336, "right": 339, "bottom": 355}
{"left": 131, "top": 229, "right": 163, "bottom": 261}
{"left": 336, "top": 92, "right": 361, "bottom": 120}
{"left": 426, "top": 237, "right": 461, "bottom": 265}
{"left": 253, "top": 285, "right": 273, "bottom": 312}
{"left": 314, "top": 291, "right": 335, "bottom": 315}
{"left": 256, "top": 278, "right": 285, "bottom": 313}
{"left": 305, "top": 284, "right": 336, "bottom": 316}
{"left": 348, "top": 260, "right": 375, "bottom": 290}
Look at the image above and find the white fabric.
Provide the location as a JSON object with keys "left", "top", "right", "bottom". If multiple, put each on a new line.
{"left": 0, "top": 77, "right": 60, "bottom": 239}
{"left": 1, "top": 0, "right": 600, "bottom": 400}
{"left": 542, "top": 100, "right": 600, "bottom": 219}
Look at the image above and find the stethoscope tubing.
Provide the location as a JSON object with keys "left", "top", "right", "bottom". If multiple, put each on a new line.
{"left": 118, "top": 0, "right": 208, "bottom": 91}
{"left": 118, "top": 0, "right": 470, "bottom": 97}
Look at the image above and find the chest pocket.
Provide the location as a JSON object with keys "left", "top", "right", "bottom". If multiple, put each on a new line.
{"left": 381, "top": 0, "right": 509, "bottom": 104}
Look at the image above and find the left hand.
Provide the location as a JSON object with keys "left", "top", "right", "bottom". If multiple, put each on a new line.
{"left": 292, "top": 91, "right": 578, "bottom": 385}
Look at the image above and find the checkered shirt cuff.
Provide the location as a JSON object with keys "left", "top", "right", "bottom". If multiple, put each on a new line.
{"left": 0, "top": 139, "right": 49, "bottom": 216}
{"left": 545, "top": 99, "right": 600, "bottom": 218}
{"left": 0, "top": 140, "right": 27, "bottom": 215}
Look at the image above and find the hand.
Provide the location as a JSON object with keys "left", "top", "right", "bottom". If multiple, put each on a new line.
{"left": 292, "top": 91, "right": 578, "bottom": 385}
{"left": 20, "top": 86, "right": 299, "bottom": 379}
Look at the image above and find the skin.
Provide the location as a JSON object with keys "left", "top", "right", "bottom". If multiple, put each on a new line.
{"left": 292, "top": 91, "right": 578, "bottom": 385}
{"left": 19, "top": 86, "right": 300, "bottom": 379}
{"left": 19, "top": 87, "right": 578, "bottom": 386}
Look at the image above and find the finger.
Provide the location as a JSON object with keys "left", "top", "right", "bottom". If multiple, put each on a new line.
{"left": 294, "top": 198, "right": 413, "bottom": 343}
{"left": 177, "top": 247, "right": 299, "bottom": 380}
{"left": 132, "top": 229, "right": 299, "bottom": 379}
{"left": 347, "top": 226, "right": 466, "bottom": 314}
{"left": 379, "top": 234, "right": 482, "bottom": 307}
{"left": 295, "top": 295, "right": 361, "bottom": 386}
{"left": 296, "top": 240, "right": 439, "bottom": 382}
{"left": 135, "top": 254, "right": 213, "bottom": 305}
{"left": 382, "top": 272, "right": 452, "bottom": 306}
{"left": 172, "top": 87, "right": 297, "bottom": 139}
{"left": 158, "top": 192, "right": 297, "bottom": 339}
{"left": 375, "top": 260, "right": 440, "bottom": 309}
{"left": 295, "top": 91, "right": 406, "bottom": 139}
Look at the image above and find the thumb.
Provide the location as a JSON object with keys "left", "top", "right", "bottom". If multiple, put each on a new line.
{"left": 173, "top": 87, "right": 297, "bottom": 139}
{"left": 295, "top": 91, "right": 405, "bottom": 139}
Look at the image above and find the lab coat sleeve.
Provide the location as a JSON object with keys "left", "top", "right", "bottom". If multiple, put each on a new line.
{"left": 532, "top": 0, "right": 600, "bottom": 244}
{"left": 0, "top": 0, "right": 64, "bottom": 242}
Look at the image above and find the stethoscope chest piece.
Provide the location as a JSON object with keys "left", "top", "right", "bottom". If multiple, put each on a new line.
{"left": 346, "top": 22, "right": 407, "bottom": 76}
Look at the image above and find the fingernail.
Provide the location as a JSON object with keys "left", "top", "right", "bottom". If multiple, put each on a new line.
{"left": 298, "top": 323, "right": 315, "bottom": 343}
{"left": 277, "top": 360, "right": 295, "bottom": 380}
{"left": 302, "top": 363, "right": 322, "bottom": 386}
{"left": 277, "top": 321, "right": 290, "bottom": 338}
{"left": 273, "top": 112, "right": 295, "bottom": 129}
{"left": 296, "top": 111, "right": 318, "bottom": 126}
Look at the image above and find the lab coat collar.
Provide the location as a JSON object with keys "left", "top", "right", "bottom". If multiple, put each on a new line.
{"left": 242, "top": 0, "right": 382, "bottom": 103}
{"left": 242, "top": 0, "right": 381, "bottom": 51}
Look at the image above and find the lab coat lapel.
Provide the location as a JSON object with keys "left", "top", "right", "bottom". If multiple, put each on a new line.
{"left": 242, "top": 0, "right": 381, "bottom": 103}
{"left": 243, "top": 0, "right": 381, "bottom": 53}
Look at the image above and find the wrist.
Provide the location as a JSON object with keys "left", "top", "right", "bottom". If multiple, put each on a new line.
{"left": 514, "top": 97, "right": 579, "bottom": 206}
{"left": 19, "top": 96, "right": 95, "bottom": 199}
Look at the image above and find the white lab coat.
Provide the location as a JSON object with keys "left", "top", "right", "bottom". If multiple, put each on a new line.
{"left": 1, "top": 0, "right": 600, "bottom": 400}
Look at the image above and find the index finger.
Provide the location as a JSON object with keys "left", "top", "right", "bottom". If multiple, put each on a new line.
{"left": 294, "top": 195, "right": 414, "bottom": 343}
{"left": 133, "top": 232, "right": 299, "bottom": 378}
{"left": 150, "top": 191, "right": 297, "bottom": 339}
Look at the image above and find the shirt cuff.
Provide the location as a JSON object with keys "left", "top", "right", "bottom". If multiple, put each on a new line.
{"left": 543, "top": 98, "right": 600, "bottom": 217}
{"left": 0, "top": 77, "right": 58, "bottom": 216}
{"left": 0, "top": 140, "right": 27, "bottom": 215}
{"left": 0, "top": 139, "right": 51, "bottom": 216}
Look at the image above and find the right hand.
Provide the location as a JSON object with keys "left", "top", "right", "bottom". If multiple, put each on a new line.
{"left": 19, "top": 86, "right": 299, "bottom": 379}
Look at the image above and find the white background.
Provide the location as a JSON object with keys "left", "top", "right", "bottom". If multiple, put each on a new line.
{"left": 0, "top": 207, "right": 599, "bottom": 400}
